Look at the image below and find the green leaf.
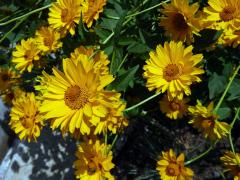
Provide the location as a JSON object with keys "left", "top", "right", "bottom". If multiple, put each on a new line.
{"left": 217, "top": 107, "right": 231, "bottom": 120}
{"left": 109, "top": 65, "right": 139, "bottom": 91}
{"left": 127, "top": 42, "right": 150, "bottom": 54}
{"left": 208, "top": 73, "right": 227, "bottom": 99}
{"left": 227, "top": 79, "right": 240, "bottom": 101}
{"left": 110, "top": 48, "right": 123, "bottom": 75}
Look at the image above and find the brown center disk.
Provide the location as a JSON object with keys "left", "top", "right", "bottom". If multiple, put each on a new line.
{"left": 163, "top": 64, "right": 182, "bottom": 82}
{"left": 64, "top": 85, "right": 89, "bottom": 110}
{"left": 220, "top": 6, "right": 236, "bottom": 22}
{"left": 172, "top": 13, "right": 189, "bottom": 32}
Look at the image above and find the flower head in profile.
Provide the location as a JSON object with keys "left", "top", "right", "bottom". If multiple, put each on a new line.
{"left": 35, "top": 26, "right": 62, "bottom": 54}
{"left": 188, "top": 100, "right": 230, "bottom": 140}
{"left": 0, "top": 67, "right": 19, "bottom": 93}
{"left": 160, "top": 95, "right": 189, "bottom": 120}
{"left": 12, "top": 38, "right": 40, "bottom": 73}
{"left": 70, "top": 46, "right": 110, "bottom": 75}
{"left": 74, "top": 140, "right": 115, "bottom": 180}
{"left": 221, "top": 151, "right": 240, "bottom": 179}
{"left": 83, "top": 0, "right": 107, "bottom": 28}
{"left": 143, "top": 41, "right": 204, "bottom": 100}
{"left": 39, "top": 58, "right": 115, "bottom": 135}
{"left": 48, "top": 0, "right": 88, "bottom": 36}
{"left": 9, "top": 92, "right": 44, "bottom": 142}
{"left": 204, "top": 0, "right": 240, "bottom": 30}
{"left": 157, "top": 149, "right": 194, "bottom": 180}
{"left": 94, "top": 97, "right": 128, "bottom": 134}
{"left": 159, "top": 0, "right": 202, "bottom": 43}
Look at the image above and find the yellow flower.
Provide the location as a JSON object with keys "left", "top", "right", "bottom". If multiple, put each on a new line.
{"left": 9, "top": 92, "right": 44, "bottom": 142}
{"left": 204, "top": 0, "right": 240, "bottom": 30}
{"left": 188, "top": 100, "right": 230, "bottom": 140}
{"left": 1, "top": 87, "right": 23, "bottom": 106}
{"left": 0, "top": 67, "right": 19, "bottom": 93}
{"left": 218, "top": 28, "right": 240, "bottom": 47}
{"left": 35, "top": 26, "right": 62, "bottom": 54}
{"left": 74, "top": 140, "right": 115, "bottom": 180}
{"left": 39, "top": 58, "right": 116, "bottom": 135}
{"left": 159, "top": 0, "right": 202, "bottom": 43}
{"left": 12, "top": 38, "right": 40, "bottom": 73}
{"left": 143, "top": 41, "right": 204, "bottom": 100}
{"left": 83, "top": 0, "right": 107, "bottom": 28}
{"left": 70, "top": 46, "right": 110, "bottom": 75}
{"left": 221, "top": 151, "right": 240, "bottom": 178}
{"left": 48, "top": 0, "right": 88, "bottom": 36}
{"left": 156, "top": 149, "right": 194, "bottom": 180}
{"left": 159, "top": 95, "right": 189, "bottom": 120}
{"left": 35, "top": 71, "right": 53, "bottom": 96}
{"left": 94, "top": 97, "right": 128, "bottom": 134}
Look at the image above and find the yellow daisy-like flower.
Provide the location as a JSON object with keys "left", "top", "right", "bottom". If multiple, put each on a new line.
{"left": 35, "top": 26, "right": 62, "bottom": 54}
{"left": 94, "top": 98, "right": 128, "bottom": 134}
{"left": 0, "top": 67, "right": 19, "bottom": 93}
{"left": 143, "top": 41, "right": 204, "bottom": 100}
{"left": 9, "top": 92, "right": 44, "bottom": 142}
{"left": 39, "top": 58, "right": 116, "bottom": 135}
{"left": 83, "top": 0, "right": 107, "bottom": 28}
{"left": 74, "top": 140, "right": 115, "bottom": 180}
{"left": 221, "top": 151, "right": 240, "bottom": 179}
{"left": 159, "top": 0, "right": 202, "bottom": 43}
{"left": 204, "top": 0, "right": 240, "bottom": 30}
{"left": 70, "top": 46, "right": 110, "bottom": 75}
{"left": 188, "top": 100, "right": 230, "bottom": 140}
{"left": 159, "top": 95, "right": 189, "bottom": 120}
{"left": 218, "top": 28, "right": 240, "bottom": 47}
{"left": 12, "top": 38, "right": 40, "bottom": 73}
{"left": 156, "top": 149, "right": 194, "bottom": 180}
{"left": 48, "top": 0, "right": 88, "bottom": 36}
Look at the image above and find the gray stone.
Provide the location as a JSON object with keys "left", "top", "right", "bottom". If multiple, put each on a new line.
{"left": 0, "top": 127, "right": 76, "bottom": 180}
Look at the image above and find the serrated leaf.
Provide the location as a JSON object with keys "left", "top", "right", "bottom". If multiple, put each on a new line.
{"left": 208, "top": 73, "right": 227, "bottom": 99}
{"left": 109, "top": 65, "right": 139, "bottom": 91}
{"left": 127, "top": 43, "right": 150, "bottom": 54}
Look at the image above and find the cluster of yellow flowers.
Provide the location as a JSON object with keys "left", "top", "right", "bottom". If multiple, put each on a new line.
{"left": 1, "top": 0, "right": 240, "bottom": 179}
{"left": 143, "top": 0, "right": 240, "bottom": 179}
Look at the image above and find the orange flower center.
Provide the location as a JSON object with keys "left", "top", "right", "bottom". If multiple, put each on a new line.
{"left": 163, "top": 64, "right": 182, "bottom": 82}
{"left": 61, "top": 9, "right": 73, "bottom": 23}
{"left": 64, "top": 85, "right": 89, "bottom": 110}
{"left": 43, "top": 36, "right": 53, "bottom": 47}
{"left": 1, "top": 73, "right": 10, "bottom": 82}
{"left": 172, "top": 13, "right": 189, "bottom": 31}
{"left": 21, "top": 115, "right": 35, "bottom": 129}
{"left": 87, "top": 161, "right": 97, "bottom": 175}
{"left": 170, "top": 102, "right": 180, "bottom": 111}
{"left": 220, "top": 6, "right": 236, "bottom": 22}
{"left": 166, "top": 163, "right": 180, "bottom": 176}
{"left": 24, "top": 49, "right": 35, "bottom": 61}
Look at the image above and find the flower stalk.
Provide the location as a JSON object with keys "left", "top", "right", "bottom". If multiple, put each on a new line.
{"left": 214, "top": 64, "right": 240, "bottom": 114}
{"left": 185, "top": 140, "right": 218, "bottom": 165}
{"left": 229, "top": 108, "right": 240, "bottom": 154}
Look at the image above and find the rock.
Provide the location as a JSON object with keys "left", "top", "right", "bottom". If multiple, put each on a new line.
{"left": 0, "top": 126, "right": 8, "bottom": 162}
{"left": 0, "top": 127, "right": 77, "bottom": 180}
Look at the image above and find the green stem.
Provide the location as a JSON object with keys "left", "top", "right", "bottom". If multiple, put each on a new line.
{"left": 214, "top": 64, "right": 240, "bottom": 113}
{"left": 0, "top": 4, "right": 51, "bottom": 26}
{"left": 185, "top": 141, "right": 218, "bottom": 165}
{"left": 229, "top": 108, "right": 240, "bottom": 154}
{"left": 124, "top": 92, "right": 161, "bottom": 112}
{"left": 126, "top": 0, "right": 170, "bottom": 18}
{"left": 102, "top": 0, "right": 168, "bottom": 44}
{"left": 0, "top": 17, "right": 26, "bottom": 44}
{"left": 111, "top": 134, "right": 119, "bottom": 148}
